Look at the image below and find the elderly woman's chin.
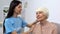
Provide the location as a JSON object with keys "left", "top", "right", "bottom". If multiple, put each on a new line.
{"left": 37, "top": 18, "right": 44, "bottom": 21}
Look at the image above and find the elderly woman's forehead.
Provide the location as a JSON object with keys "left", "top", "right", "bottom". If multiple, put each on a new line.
{"left": 36, "top": 11, "right": 44, "bottom": 13}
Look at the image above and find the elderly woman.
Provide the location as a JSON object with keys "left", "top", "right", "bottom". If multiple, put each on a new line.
{"left": 25, "top": 7, "right": 57, "bottom": 34}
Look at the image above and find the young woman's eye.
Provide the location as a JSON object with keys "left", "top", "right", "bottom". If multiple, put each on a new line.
{"left": 18, "top": 6, "right": 22, "bottom": 8}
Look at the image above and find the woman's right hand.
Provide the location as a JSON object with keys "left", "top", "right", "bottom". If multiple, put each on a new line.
{"left": 32, "top": 19, "right": 40, "bottom": 25}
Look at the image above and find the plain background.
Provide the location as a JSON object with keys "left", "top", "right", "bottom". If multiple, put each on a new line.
{"left": 0, "top": 0, "right": 60, "bottom": 34}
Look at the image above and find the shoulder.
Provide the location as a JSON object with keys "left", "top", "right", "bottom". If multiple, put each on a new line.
{"left": 5, "top": 18, "right": 14, "bottom": 24}
{"left": 5, "top": 18, "right": 11, "bottom": 22}
{"left": 48, "top": 21, "right": 57, "bottom": 29}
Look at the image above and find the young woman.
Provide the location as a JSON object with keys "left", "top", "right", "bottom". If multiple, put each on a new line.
{"left": 3, "top": 0, "right": 36, "bottom": 34}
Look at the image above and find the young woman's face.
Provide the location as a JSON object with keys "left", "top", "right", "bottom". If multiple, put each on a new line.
{"left": 36, "top": 11, "right": 47, "bottom": 21}
{"left": 14, "top": 4, "right": 22, "bottom": 14}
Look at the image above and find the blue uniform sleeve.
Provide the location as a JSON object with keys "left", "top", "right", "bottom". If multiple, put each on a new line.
{"left": 22, "top": 19, "right": 27, "bottom": 28}
{"left": 4, "top": 19, "right": 15, "bottom": 33}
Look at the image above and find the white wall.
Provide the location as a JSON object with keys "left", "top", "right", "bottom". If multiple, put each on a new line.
{"left": 0, "top": 0, "right": 12, "bottom": 22}
{"left": 25, "top": 0, "right": 60, "bottom": 24}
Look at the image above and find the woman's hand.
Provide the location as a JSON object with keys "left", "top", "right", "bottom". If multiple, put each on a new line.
{"left": 27, "top": 20, "right": 39, "bottom": 28}
{"left": 30, "top": 20, "right": 40, "bottom": 25}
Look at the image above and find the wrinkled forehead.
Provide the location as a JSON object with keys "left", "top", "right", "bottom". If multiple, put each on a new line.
{"left": 36, "top": 10, "right": 45, "bottom": 14}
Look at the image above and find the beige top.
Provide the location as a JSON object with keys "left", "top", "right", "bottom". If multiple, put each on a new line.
{"left": 29, "top": 21, "right": 57, "bottom": 34}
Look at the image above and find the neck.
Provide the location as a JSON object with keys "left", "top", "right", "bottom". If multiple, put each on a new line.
{"left": 40, "top": 20, "right": 47, "bottom": 26}
{"left": 13, "top": 13, "right": 18, "bottom": 18}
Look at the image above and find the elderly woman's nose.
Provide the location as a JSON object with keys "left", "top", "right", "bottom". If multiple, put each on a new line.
{"left": 38, "top": 14, "right": 42, "bottom": 16}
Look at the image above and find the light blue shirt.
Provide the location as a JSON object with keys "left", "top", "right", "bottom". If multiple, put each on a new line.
{"left": 4, "top": 17, "right": 27, "bottom": 34}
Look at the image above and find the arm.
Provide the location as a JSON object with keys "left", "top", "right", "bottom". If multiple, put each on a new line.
{"left": 22, "top": 18, "right": 38, "bottom": 28}
{"left": 27, "top": 21, "right": 38, "bottom": 28}
{"left": 26, "top": 23, "right": 34, "bottom": 28}
{"left": 5, "top": 19, "right": 18, "bottom": 34}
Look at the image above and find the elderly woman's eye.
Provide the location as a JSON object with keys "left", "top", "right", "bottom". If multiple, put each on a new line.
{"left": 36, "top": 12, "right": 38, "bottom": 14}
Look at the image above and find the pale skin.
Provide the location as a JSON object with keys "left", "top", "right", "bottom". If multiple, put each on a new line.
{"left": 22, "top": 11, "right": 48, "bottom": 34}
{"left": 23, "top": 11, "right": 57, "bottom": 34}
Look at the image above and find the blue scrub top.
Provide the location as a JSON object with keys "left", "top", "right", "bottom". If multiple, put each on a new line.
{"left": 4, "top": 17, "right": 27, "bottom": 34}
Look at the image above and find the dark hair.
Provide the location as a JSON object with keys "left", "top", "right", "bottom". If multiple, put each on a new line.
{"left": 3, "top": 0, "right": 22, "bottom": 33}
